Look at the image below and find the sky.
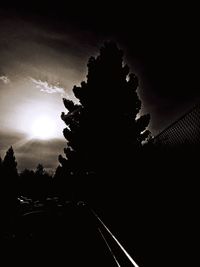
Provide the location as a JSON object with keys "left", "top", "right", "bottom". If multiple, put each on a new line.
{"left": 0, "top": 2, "right": 200, "bottom": 171}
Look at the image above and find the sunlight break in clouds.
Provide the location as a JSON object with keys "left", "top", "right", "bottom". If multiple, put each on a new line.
{"left": 30, "top": 77, "right": 66, "bottom": 95}
{"left": 0, "top": 76, "right": 10, "bottom": 84}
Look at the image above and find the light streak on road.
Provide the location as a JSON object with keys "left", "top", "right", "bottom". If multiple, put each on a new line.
{"left": 98, "top": 227, "right": 121, "bottom": 267}
{"left": 90, "top": 208, "right": 140, "bottom": 267}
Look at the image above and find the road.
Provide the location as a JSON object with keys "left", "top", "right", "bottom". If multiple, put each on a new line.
{"left": 1, "top": 200, "right": 139, "bottom": 266}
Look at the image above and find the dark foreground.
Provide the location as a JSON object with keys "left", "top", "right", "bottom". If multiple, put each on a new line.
{"left": 1, "top": 176, "right": 198, "bottom": 267}
{"left": 1, "top": 198, "right": 139, "bottom": 267}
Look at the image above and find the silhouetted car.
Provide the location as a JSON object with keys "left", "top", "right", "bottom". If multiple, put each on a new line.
{"left": 33, "top": 200, "right": 44, "bottom": 208}
{"left": 77, "top": 200, "right": 86, "bottom": 207}
{"left": 19, "top": 196, "right": 33, "bottom": 203}
{"left": 17, "top": 197, "right": 33, "bottom": 213}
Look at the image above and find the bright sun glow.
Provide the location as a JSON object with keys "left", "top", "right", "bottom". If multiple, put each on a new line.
{"left": 30, "top": 116, "right": 57, "bottom": 140}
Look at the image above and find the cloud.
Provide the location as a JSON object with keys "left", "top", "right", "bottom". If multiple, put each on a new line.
{"left": 30, "top": 77, "right": 66, "bottom": 95}
{"left": 0, "top": 129, "right": 65, "bottom": 171}
{"left": 0, "top": 75, "right": 10, "bottom": 84}
{"left": 0, "top": 130, "right": 26, "bottom": 150}
{"left": 15, "top": 138, "right": 66, "bottom": 171}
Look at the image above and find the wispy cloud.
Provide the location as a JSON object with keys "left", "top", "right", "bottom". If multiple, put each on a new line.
{"left": 0, "top": 75, "right": 10, "bottom": 84}
{"left": 30, "top": 77, "right": 66, "bottom": 95}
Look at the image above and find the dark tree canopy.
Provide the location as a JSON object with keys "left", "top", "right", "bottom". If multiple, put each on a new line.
{"left": 2, "top": 146, "right": 18, "bottom": 176}
{"left": 1, "top": 146, "right": 19, "bottom": 198}
{"left": 35, "top": 164, "right": 45, "bottom": 176}
{"left": 0, "top": 147, "right": 19, "bottom": 222}
{"left": 0, "top": 157, "right": 2, "bottom": 170}
{"left": 58, "top": 42, "right": 150, "bottom": 183}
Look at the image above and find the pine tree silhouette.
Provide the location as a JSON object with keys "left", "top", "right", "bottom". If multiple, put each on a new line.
{"left": 0, "top": 147, "right": 19, "bottom": 229}
{"left": 3, "top": 146, "right": 18, "bottom": 176}
{"left": 58, "top": 42, "right": 150, "bottom": 201}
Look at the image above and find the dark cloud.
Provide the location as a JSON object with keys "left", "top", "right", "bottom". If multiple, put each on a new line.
{"left": 16, "top": 138, "right": 66, "bottom": 171}
{"left": 0, "top": 129, "right": 65, "bottom": 171}
{"left": 0, "top": 130, "right": 26, "bottom": 152}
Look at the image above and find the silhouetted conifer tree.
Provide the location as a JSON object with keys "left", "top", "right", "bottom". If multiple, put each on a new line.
{"left": 0, "top": 147, "right": 19, "bottom": 227}
{"left": 58, "top": 42, "right": 150, "bottom": 200}
{"left": 2, "top": 147, "right": 18, "bottom": 194}
{"left": 3, "top": 146, "right": 18, "bottom": 176}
